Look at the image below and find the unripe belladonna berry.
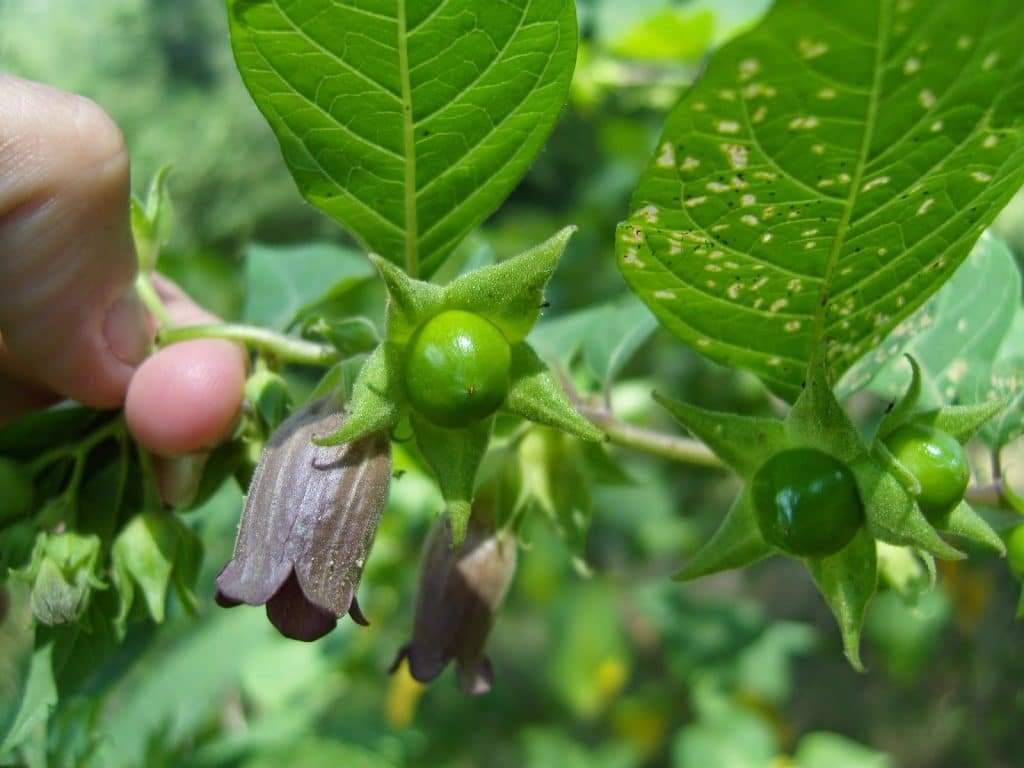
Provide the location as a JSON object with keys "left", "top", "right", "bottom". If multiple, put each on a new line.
{"left": 751, "top": 448, "right": 863, "bottom": 558}
{"left": 403, "top": 310, "right": 512, "bottom": 428}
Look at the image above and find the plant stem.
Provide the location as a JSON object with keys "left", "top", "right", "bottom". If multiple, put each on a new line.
{"left": 29, "top": 417, "right": 125, "bottom": 475}
{"left": 157, "top": 324, "right": 339, "bottom": 367}
{"left": 581, "top": 405, "right": 723, "bottom": 469}
{"left": 135, "top": 271, "right": 173, "bottom": 329}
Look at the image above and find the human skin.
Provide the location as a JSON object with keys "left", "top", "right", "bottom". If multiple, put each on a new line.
{"left": 0, "top": 73, "right": 248, "bottom": 497}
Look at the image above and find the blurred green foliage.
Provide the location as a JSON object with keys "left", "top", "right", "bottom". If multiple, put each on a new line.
{"left": 2, "top": 1, "right": 1023, "bottom": 767}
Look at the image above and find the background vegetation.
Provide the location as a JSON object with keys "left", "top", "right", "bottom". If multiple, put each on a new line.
{"left": 2, "top": 1, "right": 1023, "bottom": 766}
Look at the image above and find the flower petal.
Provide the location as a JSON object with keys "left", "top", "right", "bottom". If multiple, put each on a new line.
{"left": 265, "top": 571, "right": 337, "bottom": 642}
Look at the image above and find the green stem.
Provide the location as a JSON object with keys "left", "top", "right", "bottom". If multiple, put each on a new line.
{"left": 581, "top": 405, "right": 723, "bottom": 469}
{"left": 135, "top": 271, "right": 173, "bottom": 329}
{"left": 157, "top": 324, "right": 339, "bottom": 367}
{"left": 29, "top": 417, "right": 126, "bottom": 475}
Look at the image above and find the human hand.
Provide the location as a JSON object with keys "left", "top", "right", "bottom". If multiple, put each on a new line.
{"left": 0, "top": 74, "right": 248, "bottom": 495}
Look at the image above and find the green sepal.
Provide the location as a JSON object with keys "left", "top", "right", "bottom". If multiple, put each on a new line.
{"left": 913, "top": 399, "right": 1008, "bottom": 445}
{"left": 111, "top": 512, "right": 202, "bottom": 637}
{"left": 1006, "top": 480, "right": 1024, "bottom": 516}
{"left": 853, "top": 458, "right": 964, "bottom": 561}
{"left": 315, "top": 343, "right": 404, "bottom": 446}
{"left": 654, "top": 393, "right": 789, "bottom": 480}
{"left": 445, "top": 226, "right": 576, "bottom": 344}
{"left": 787, "top": 352, "right": 864, "bottom": 463}
{"left": 942, "top": 501, "right": 1005, "bottom": 555}
{"left": 807, "top": 527, "right": 877, "bottom": 672}
{"left": 410, "top": 413, "right": 494, "bottom": 545}
{"left": 675, "top": 490, "right": 772, "bottom": 580}
{"left": 877, "top": 356, "right": 923, "bottom": 440}
{"left": 369, "top": 254, "right": 444, "bottom": 345}
{"left": 502, "top": 343, "right": 604, "bottom": 442}
{"left": 872, "top": 439, "right": 922, "bottom": 497}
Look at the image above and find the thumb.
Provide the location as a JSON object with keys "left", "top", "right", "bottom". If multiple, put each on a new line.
{"left": 0, "top": 74, "right": 149, "bottom": 409}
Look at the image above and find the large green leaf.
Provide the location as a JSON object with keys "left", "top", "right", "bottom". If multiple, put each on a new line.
{"left": 618, "top": 0, "right": 1024, "bottom": 401}
{"left": 840, "top": 232, "right": 1021, "bottom": 402}
{"left": 227, "top": 0, "right": 578, "bottom": 278}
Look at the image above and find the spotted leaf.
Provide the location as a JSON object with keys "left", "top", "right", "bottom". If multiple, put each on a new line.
{"left": 618, "top": 0, "right": 1024, "bottom": 401}
{"left": 841, "top": 232, "right": 1021, "bottom": 402}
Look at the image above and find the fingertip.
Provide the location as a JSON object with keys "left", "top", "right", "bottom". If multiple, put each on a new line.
{"left": 125, "top": 339, "right": 247, "bottom": 456}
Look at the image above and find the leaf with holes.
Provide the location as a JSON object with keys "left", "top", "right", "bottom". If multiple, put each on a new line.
{"left": 227, "top": 0, "right": 578, "bottom": 279}
{"left": 618, "top": 0, "right": 1024, "bottom": 401}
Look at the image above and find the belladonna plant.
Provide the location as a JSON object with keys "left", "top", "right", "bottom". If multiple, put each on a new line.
{"left": 215, "top": 396, "right": 391, "bottom": 641}
{"left": 391, "top": 513, "right": 517, "bottom": 695}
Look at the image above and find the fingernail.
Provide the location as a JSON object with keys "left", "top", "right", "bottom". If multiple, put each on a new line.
{"left": 155, "top": 452, "right": 209, "bottom": 508}
{"left": 103, "top": 288, "right": 150, "bottom": 367}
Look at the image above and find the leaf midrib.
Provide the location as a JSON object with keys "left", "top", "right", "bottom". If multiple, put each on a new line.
{"left": 811, "top": 3, "right": 890, "bottom": 360}
{"left": 397, "top": 0, "right": 419, "bottom": 278}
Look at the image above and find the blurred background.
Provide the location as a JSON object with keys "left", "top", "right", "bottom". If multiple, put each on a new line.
{"left": 2, "top": 1, "right": 1024, "bottom": 766}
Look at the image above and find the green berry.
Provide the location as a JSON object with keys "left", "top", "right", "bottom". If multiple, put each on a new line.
{"left": 752, "top": 449, "right": 863, "bottom": 558}
{"left": 883, "top": 423, "right": 969, "bottom": 524}
{"left": 404, "top": 310, "right": 512, "bottom": 428}
{"left": 0, "top": 457, "right": 34, "bottom": 523}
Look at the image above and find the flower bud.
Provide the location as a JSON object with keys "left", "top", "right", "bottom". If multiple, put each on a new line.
{"left": 215, "top": 397, "right": 391, "bottom": 641}
{"left": 391, "top": 514, "right": 517, "bottom": 695}
{"left": 16, "top": 531, "right": 104, "bottom": 625}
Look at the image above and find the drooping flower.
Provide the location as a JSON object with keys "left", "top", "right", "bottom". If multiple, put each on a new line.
{"left": 390, "top": 514, "right": 517, "bottom": 694}
{"left": 216, "top": 397, "right": 391, "bottom": 641}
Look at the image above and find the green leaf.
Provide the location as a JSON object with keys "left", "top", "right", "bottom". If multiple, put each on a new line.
{"left": 966, "top": 356, "right": 1024, "bottom": 447}
{"left": 315, "top": 344, "right": 404, "bottom": 446}
{"left": 676, "top": 491, "right": 772, "bottom": 580}
{"left": 943, "top": 501, "right": 1005, "bottom": 554}
{"left": 619, "top": 0, "right": 1024, "bottom": 401}
{"left": 518, "top": 428, "right": 594, "bottom": 574}
{"left": 300, "top": 316, "right": 380, "bottom": 359}
{"left": 581, "top": 296, "right": 658, "bottom": 387}
{"left": 502, "top": 344, "right": 604, "bottom": 442}
{"left": 445, "top": 226, "right": 575, "bottom": 344}
{"left": 654, "top": 394, "right": 789, "bottom": 479}
{"left": 243, "top": 242, "right": 374, "bottom": 330}
{"left": 130, "top": 164, "right": 172, "bottom": 272}
{"left": 111, "top": 512, "right": 203, "bottom": 635}
{"left": 410, "top": 413, "right": 493, "bottom": 544}
{"left": 0, "top": 642, "right": 57, "bottom": 755}
{"left": 793, "top": 732, "right": 892, "bottom": 768}
{"left": 807, "top": 527, "right": 878, "bottom": 671}
{"left": 606, "top": 7, "right": 714, "bottom": 63}
{"left": 848, "top": 233, "right": 1022, "bottom": 403}
{"left": 227, "top": 0, "right": 579, "bottom": 278}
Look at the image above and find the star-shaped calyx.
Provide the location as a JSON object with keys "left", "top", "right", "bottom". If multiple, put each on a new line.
{"left": 656, "top": 353, "right": 1004, "bottom": 670}
{"left": 315, "top": 226, "right": 603, "bottom": 544}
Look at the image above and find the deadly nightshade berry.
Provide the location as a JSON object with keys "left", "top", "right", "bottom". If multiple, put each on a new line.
{"left": 751, "top": 448, "right": 864, "bottom": 558}
{"left": 215, "top": 396, "right": 391, "bottom": 641}
{"left": 403, "top": 310, "right": 512, "bottom": 428}
{"left": 390, "top": 514, "right": 517, "bottom": 695}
